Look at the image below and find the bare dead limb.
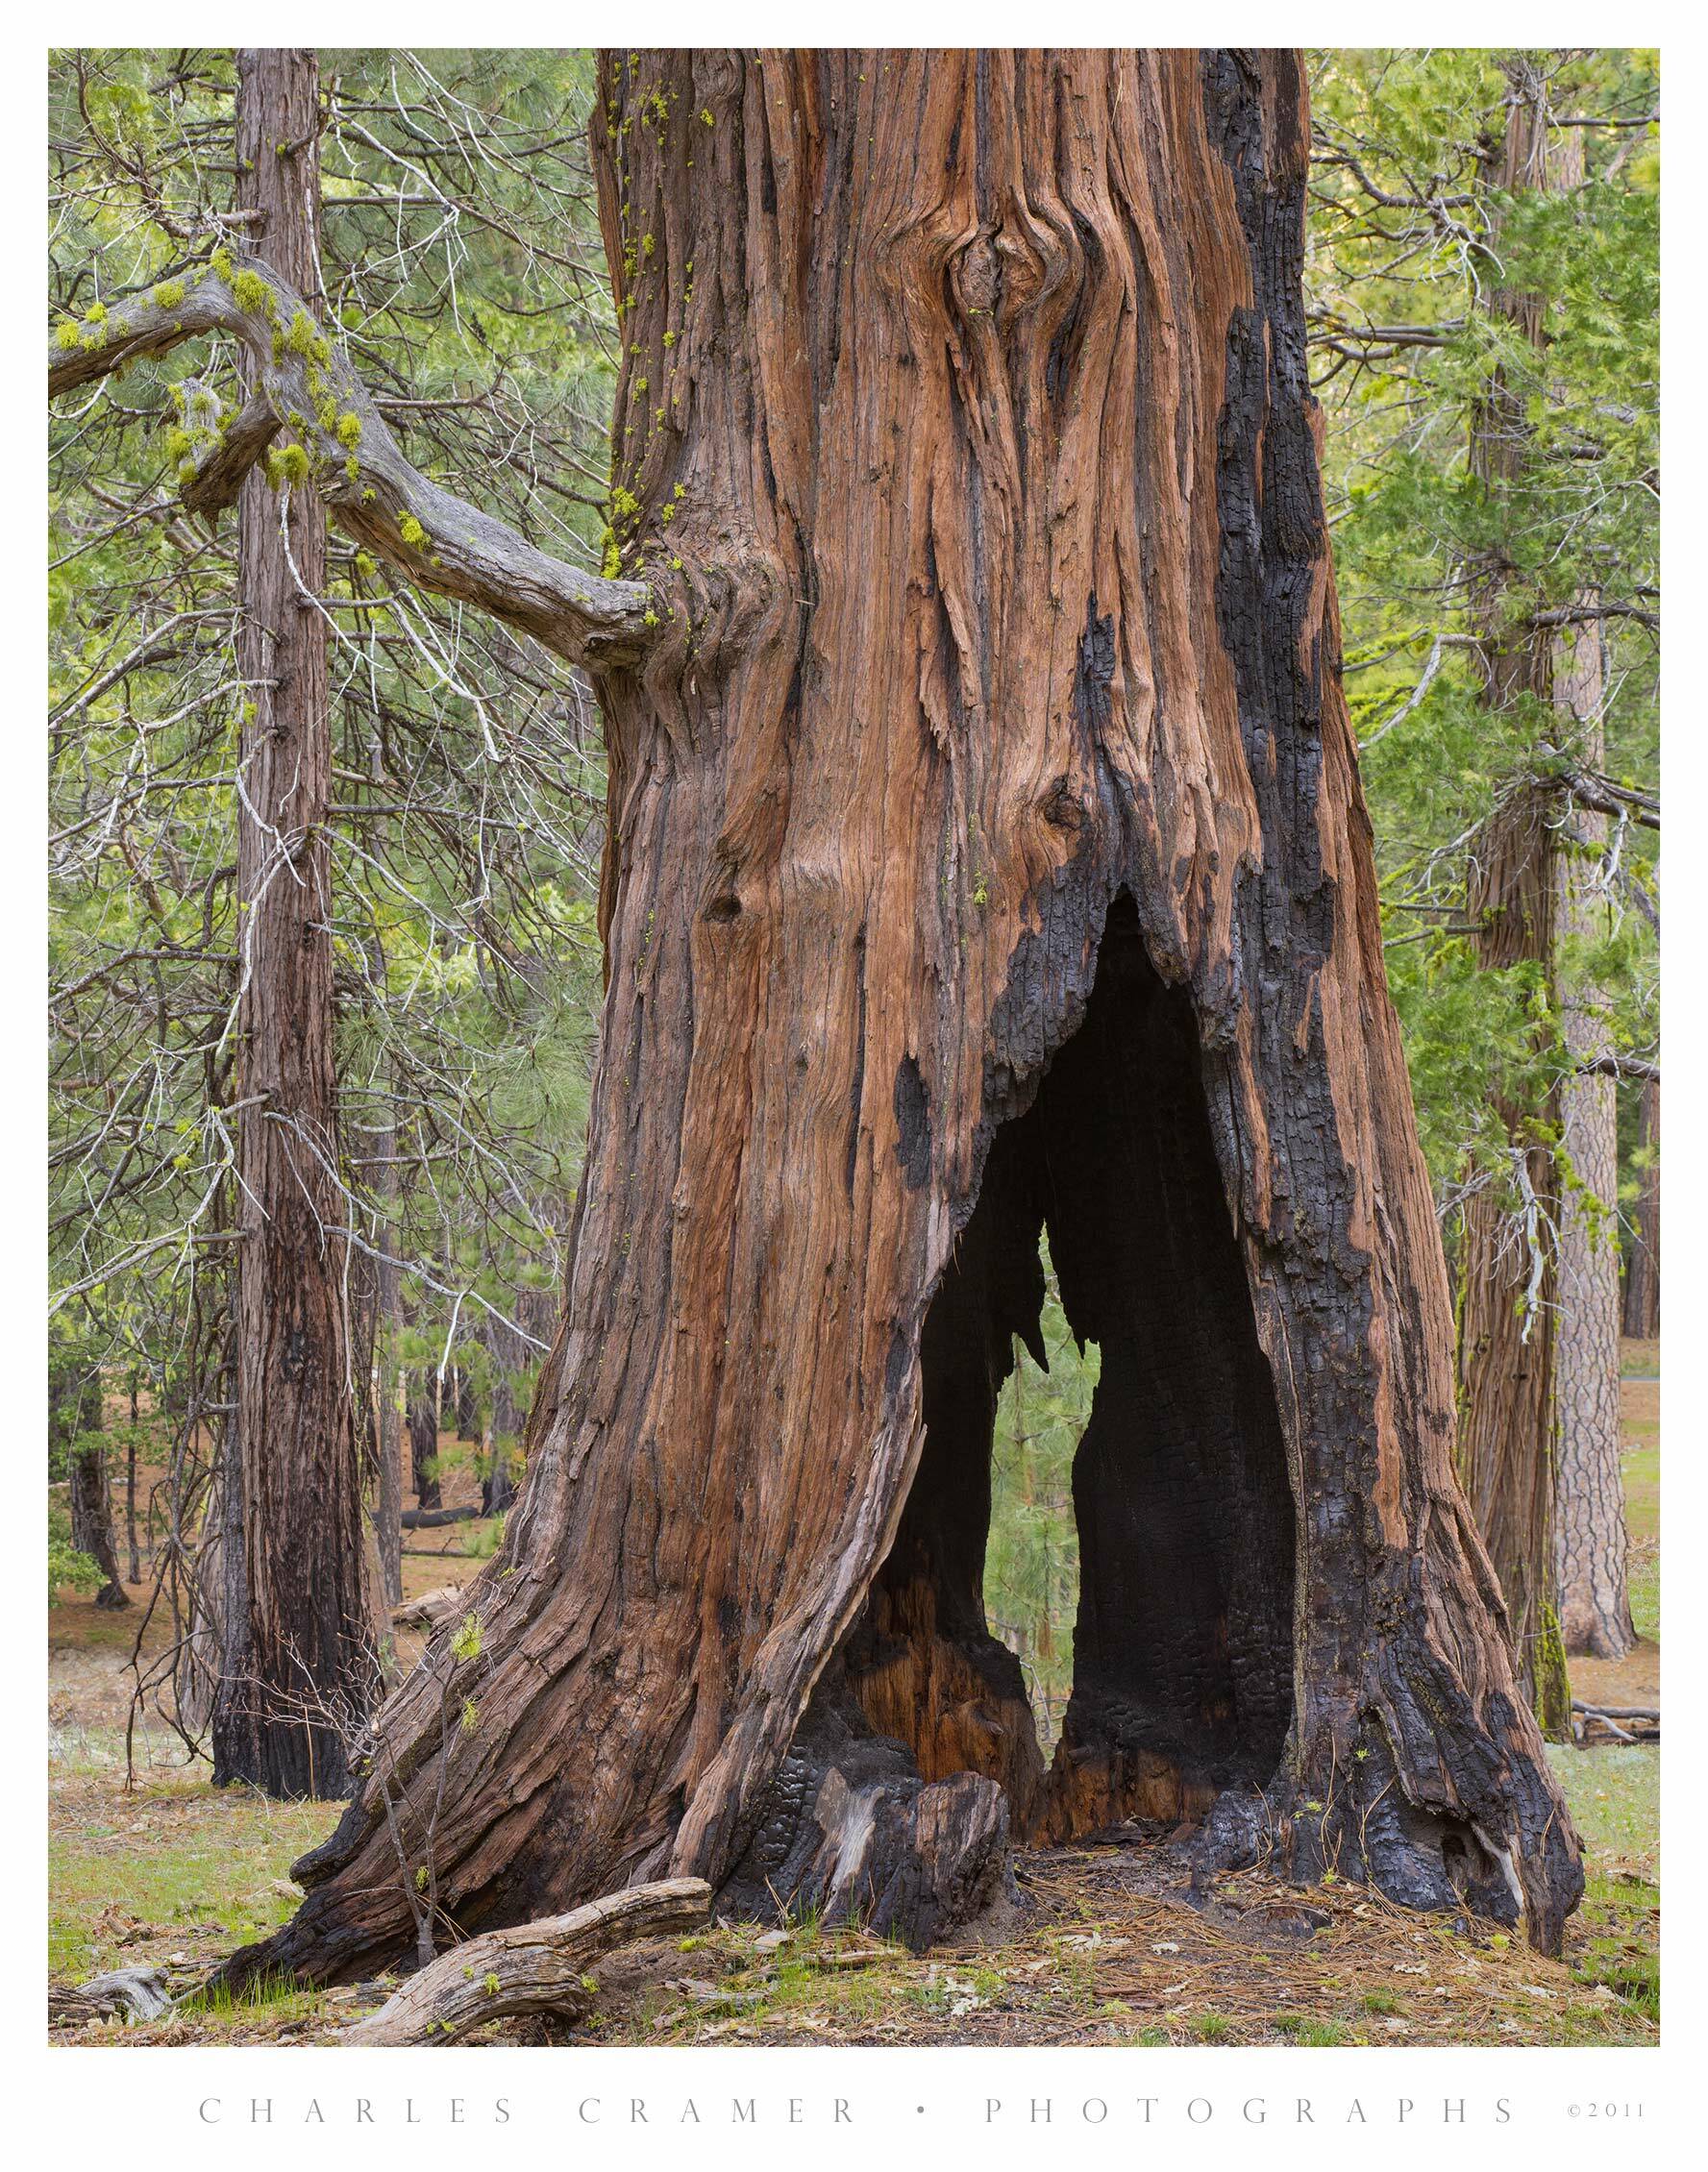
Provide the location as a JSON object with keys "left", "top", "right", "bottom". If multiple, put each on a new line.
{"left": 1577, "top": 1053, "right": 1659, "bottom": 1084}
{"left": 51, "top": 1965, "right": 173, "bottom": 2027}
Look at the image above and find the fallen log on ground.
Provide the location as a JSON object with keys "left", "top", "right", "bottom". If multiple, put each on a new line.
{"left": 1570, "top": 1700, "right": 1660, "bottom": 1746}
{"left": 389, "top": 1585, "right": 466, "bottom": 1634}
{"left": 50, "top": 1964, "right": 172, "bottom": 2027}
{"left": 342, "top": 1878, "right": 710, "bottom": 2045}
{"left": 400, "top": 1504, "right": 479, "bottom": 1530}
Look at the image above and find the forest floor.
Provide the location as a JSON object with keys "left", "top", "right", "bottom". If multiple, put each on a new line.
{"left": 47, "top": 1373, "right": 1661, "bottom": 2049}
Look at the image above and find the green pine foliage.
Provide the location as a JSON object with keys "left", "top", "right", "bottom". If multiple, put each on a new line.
{"left": 1312, "top": 46, "right": 1658, "bottom": 1218}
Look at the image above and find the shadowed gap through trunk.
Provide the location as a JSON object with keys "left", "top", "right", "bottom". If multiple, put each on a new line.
{"left": 851, "top": 896, "right": 1298, "bottom": 1839}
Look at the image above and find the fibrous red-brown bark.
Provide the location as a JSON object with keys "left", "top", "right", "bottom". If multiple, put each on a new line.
{"left": 225, "top": 47, "right": 1581, "bottom": 1988}
{"left": 209, "top": 48, "right": 378, "bottom": 1797}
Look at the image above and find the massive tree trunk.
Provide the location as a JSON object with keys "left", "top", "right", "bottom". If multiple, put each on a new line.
{"left": 1552, "top": 620, "right": 1635, "bottom": 1659}
{"left": 210, "top": 48, "right": 378, "bottom": 1797}
{"left": 224, "top": 47, "right": 1581, "bottom": 1990}
{"left": 1622, "top": 1075, "right": 1659, "bottom": 1339}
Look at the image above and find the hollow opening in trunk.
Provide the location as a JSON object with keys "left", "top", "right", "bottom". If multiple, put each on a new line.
{"left": 848, "top": 896, "right": 1298, "bottom": 1841}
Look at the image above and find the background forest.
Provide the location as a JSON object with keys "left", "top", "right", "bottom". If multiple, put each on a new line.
{"left": 48, "top": 46, "right": 1659, "bottom": 2043}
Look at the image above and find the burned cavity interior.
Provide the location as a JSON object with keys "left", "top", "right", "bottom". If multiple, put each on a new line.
{"left": 850, "top": 896, "right": 1297, "bottom": 1843}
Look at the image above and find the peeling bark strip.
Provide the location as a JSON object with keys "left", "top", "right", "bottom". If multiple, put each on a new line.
{"left": 225, "top": 49, "right": 1580, "bottom": 1990}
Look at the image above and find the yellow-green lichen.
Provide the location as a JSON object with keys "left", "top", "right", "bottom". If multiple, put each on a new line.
{"left": 232, "top": 268, "right": 277, "bottom": 321}
{"left": 266, "top": 442, "right": 310, "bottom": 489}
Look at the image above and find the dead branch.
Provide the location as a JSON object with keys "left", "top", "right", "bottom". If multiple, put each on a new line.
{"left": 342, "top": 1878, "right": 710, "bottom": 2045}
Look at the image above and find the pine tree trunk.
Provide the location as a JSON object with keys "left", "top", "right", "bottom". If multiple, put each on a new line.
{"left": 125, "top": 1373, "right": 141, "bottom": 1586}
{"left": 1552, "top": 622, "right": 1634, "bottom": 1659}
{"left": 210, "top": 47, "right": 378, "bottom": 1798}
{"left": 1457, "top": 791, "right": 1568, "bottom": 1724}
{"left": 1455, "top": 63, "right": 1582, "bottom": 1734}
{"left": 481, "top": 1309, "right": 530, "bottom": 1518}
{"left": 369, "top": 1091, "right": 404, "bottom": 1608}
{"left": 1622, "top": 1076, "right": 1659, "bottom": 1338}
{"left": 225, "top": 49, "right": 1581, "bottom": 1991}
{"left": 409, "top": 1382, "right": 442, "bottom": 1513}
{"left": 66, "top": 1370, "right": 127, "bottom": 1610}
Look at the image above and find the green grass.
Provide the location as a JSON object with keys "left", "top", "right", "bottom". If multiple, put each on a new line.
{"left": 1622, "top": 1437, "right": 1660, "bottom": 1638}
{"left": 180, "top": 1971, "right": 328, "bottom": 2027}
{"left": 49, "top": 1768, "right": 334, "bottom": 1980}
{"left": 1549, "top": 1744, "right": 1659, "bottom": 1874}
{"left": 1571, "top": 1873, "right": 1660, "bottom": 2028}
